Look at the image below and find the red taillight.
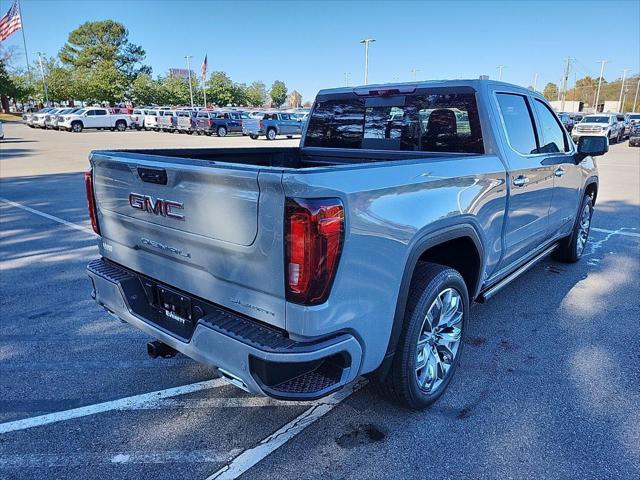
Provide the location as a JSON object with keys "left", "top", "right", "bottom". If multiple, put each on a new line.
{"left": 285, "top": 198, "right": 344, "bottom": 305}
{"left": 84, "top": 169, "right": 100, "bottom": 234}
{"left": 259, "top": 120, "right": 263, "bottom": 130}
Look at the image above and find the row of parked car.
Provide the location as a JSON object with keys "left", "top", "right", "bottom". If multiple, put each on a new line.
{"left": 22, "top": 105, "right": 310, "bottom": 140}
{"left": 558, "top": 111, "right": 640, "bottom": 146}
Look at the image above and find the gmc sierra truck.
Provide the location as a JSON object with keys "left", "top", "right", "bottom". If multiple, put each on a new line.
{"left": 86, "top": 80, "right": 606, "bottom": 409}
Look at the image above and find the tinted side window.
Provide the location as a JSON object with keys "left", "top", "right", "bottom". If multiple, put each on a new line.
{"left": 496, "top": 93, "right": 538, "bottom": 155}
{"left": 532, "top": 99, "right": 568, "bottom": 153}
{"left": 95, "top": 109, "right": 107, "bottom": 116}
{"left": 86, "top": 110, "right": 96, "bottom": 116}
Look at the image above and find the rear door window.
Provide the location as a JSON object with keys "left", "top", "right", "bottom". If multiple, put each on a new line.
{"left": 495, "top": 93, "right": 538, "bottom": 155}
{"left": 532, "top": 99, "right": 569, "bottom": 153}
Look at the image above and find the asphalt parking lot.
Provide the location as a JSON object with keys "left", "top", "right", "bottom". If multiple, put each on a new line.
{"left": 1, "top": 122, "right": 639, "bottom": 480}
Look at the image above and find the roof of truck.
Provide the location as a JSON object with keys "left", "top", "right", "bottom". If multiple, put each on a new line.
{"left": 317, "top": 79, "right": 537, "bottom": 97}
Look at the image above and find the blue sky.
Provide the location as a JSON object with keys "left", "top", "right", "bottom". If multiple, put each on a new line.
{"left": 3, "top": 0, "right": 639, "bottom": 101}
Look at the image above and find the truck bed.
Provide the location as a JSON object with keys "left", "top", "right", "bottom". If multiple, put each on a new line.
{"left": 93, "top": 147, "right": 478, "bottom": 170}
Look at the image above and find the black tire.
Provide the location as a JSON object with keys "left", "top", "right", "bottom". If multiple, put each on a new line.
{"left": 71, "top": 121, "right": 83, "bottom": 133}
{"left": 286, "top": 135, "right": 293, "bottom": 139}
{"left": 116, "top": 120, "right": 127, "bottom": 132}
{"left": 249, "top": 134, "right": 259, "bottom": 140}
{"left": 553, "top": 194, "right": 593, "bottom": 263}
{"left": 266, "top": 128, "right": 277, "bottom": 140}
{"left": 376, "top": 263, "right": 468, "bottom": 410}
{"left": 217, "top": 126, "right": 227, "bottom": 137}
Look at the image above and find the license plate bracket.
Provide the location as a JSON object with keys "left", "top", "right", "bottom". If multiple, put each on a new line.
{"left": 156, "top": 285, "right": 193, "bottom": 326}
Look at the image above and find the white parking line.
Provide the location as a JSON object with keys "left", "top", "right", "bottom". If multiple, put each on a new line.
{"left": 0, "top": 448, "right": 243, "bottom": 468}
{"left": 591, "top": 227, "right": 640, "bottom": 238}
{"left": 0, "top": 197, "right": 96, "bottom": 236}
{"left": 206, "top": 378, "right": 368, "bottom": 480}
{"left": 0, "top": 378, "right": 226, "bottom": 434}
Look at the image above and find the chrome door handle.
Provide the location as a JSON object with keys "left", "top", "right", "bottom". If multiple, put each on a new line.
{"left": 513, "top": 175, "right": 529, "bottom": 187}
{"left": 554, "top": 167, "right": 565, "bottom": 177}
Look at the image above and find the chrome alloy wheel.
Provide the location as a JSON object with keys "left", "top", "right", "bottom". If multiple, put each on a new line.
{"left": 415, "top": 288, "right": 464, "bottom": 393}
{"left": 576, "top": 202, "right": 592, "bottom": 256}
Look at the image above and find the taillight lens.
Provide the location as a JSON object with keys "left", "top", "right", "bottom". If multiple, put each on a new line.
{"left": 285, "top": 198, "right": 344, "bottom": 305}
{"left": 259, "top": 120, "right": 263, "bottom": 130}
{"left": 84, "top": 169, "right": 100, "bottom": 234}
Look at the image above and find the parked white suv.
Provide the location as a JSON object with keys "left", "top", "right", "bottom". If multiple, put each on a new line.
{"left": 58, "top": 107, "right": 131, "bottom": 133}
{"left": 572, "top": 114, "right": 624, "bottom": 143}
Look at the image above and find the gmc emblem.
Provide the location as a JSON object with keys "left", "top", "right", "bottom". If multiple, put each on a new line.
{"left": 129, "top": 193, "right": 184, "bottom": 220}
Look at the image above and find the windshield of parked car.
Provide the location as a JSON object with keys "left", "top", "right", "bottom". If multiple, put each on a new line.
{"left": 581, "top": 116, "right": 609, "bottom": 123}
{"left": 616, "top": 115, "right": 625, "bottom": 121}
{"left": 629, "top": 114, "right": 640, "bottom": 120}
{"left": 74, "top": 109, "right": 86, "bottom": 115}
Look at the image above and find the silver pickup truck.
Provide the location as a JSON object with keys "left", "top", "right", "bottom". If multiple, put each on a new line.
{"left": 86, "top": 80, "right": 605, "bottom": 409}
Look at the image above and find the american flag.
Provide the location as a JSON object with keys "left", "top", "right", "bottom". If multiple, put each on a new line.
{"left": 0, "top": 0, "right": 22, "bottom": 42}
{"left": 201, "top": 54, "right": 207, "bottom": 80}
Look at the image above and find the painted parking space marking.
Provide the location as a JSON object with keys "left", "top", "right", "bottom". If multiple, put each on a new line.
{"left": 591, "top": 227, "right": 640, "bottom": 238}
{"left": 0, "top": 197, "right": 96, "bottom": 236}
{"left": 0, "top": 448, "right": 242, "bottom": 469}
{"left": 206, "top": 379, "right": 368, "bottom": 480}
{"left": 0, "top": 378, "right": 226, "bottom": 434}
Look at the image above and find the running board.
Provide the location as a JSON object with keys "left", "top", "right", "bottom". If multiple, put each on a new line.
{"left": 478, "top": 243, "right": 558, "bottom": 303}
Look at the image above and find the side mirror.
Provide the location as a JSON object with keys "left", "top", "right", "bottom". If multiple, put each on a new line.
{"left": 576, "top": 135, "right": 608, "bottom": 163}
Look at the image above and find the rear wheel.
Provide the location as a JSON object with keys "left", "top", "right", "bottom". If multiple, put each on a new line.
{"left": 376, "top": 263, "right": 468, "bottom": 409}
{"left": 249, "top": 134, "right": 259, "bottom": 140}
{"left": 266, "top": 128, "right": 277, "bottom": 140}
{"left": 217, "top": 126, "right": 227, "bottom": 137}
{"left": 554, "top": 194, "right": 593, "bottom": 263}
{"left": 116, "top": 120, "right": 127, "bottom": 132}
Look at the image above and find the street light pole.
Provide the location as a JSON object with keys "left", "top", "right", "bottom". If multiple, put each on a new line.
{"left": 633, "top": 79, "right": 640, "bottom": 113}
{"left": 344, "top": 72, "right": 351, "bottom": 87}
{"left": 36, "top": 52, "right": 49, "bottom": 106}
{"left": 618, "top": 68, "right": 629, "bottom": 112}
{"left": 497, "top": 65, "right": 504, "bottom": 81}
{"left": 533, "top": 73, "right": 538, "bottom": 92}
{"left": 360, "top": 38, "right": 375, "bottom": 84}
{"left": 184, "top": 55, "right": 194, "bottom": 108}
{"left": 593, "top": 60, "right": 608, "bottom": 113}
{"left": 410, "top": 68, "right": 419, "bottom": 81}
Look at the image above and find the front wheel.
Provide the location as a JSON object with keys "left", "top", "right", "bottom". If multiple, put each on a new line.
{"left": 71, "top": 122, "right": 83, "bottom": 133}
{"left": 554, "top": 194, "right": 593, "bottom": 263}
{"left": 376, "top": 263, "right": 468, "bottom": 409}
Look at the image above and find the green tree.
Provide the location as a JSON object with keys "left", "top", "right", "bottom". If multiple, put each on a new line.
{"left": 542, "top": 82, "right": 559, "bottom": 101}
{"left": 131, "top": 73, "right": 161, "bottom": 105}
{"left": 59, "top": 20, "right": 149, "bottom": 103}
{"left": 0, "top": 59, "right": 17, "bottom": 112}
{"left": 159, "top": 73, "right": 191, "bottom": 106}
{"left": 245, "top": 81, "right": 267, "bottom": 107}
{"left": 270, "top": 80, "right": 287, "bottom": 107}
{"left": 206, "top": 71, "right": 236, "bottom": 106}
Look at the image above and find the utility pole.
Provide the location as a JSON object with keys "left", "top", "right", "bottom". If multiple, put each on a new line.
{"left": 497, "top": 65, "right": 504, "bottom": 81}
{"left": 560, "top": 56, "right": 573, "bottom": 112}
{"left": 343, "top": 72, "right": 351, "bottom": 87}
{"left": 360, "top": 38, "right": 375, "bottom": 84}
{"left": 633, "top": 79, "right": 640, "bottom": 112}
{"left": 593, "top": 60, "right": 608, "bottom": 113}
{"left": 532, "top": 73, "right": 538, "bottom": 92}
{"left": 618, "top": 68, "right": 629, "bottom": 112}
{"left": 184, "top": 56, "right": 194, "bottom": 108}
{"left": 410, "top": 68, "right": 419, "bottom": 81}
{"left": 36, "top": 52, "right": 49, "bottom": 106}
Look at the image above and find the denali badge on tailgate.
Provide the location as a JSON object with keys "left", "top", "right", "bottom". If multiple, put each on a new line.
{"left": 129, "top": 193, "right": 184, "bottom": 220}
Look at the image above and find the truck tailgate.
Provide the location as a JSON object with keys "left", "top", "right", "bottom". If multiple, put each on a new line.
{"left": 90, "top": 151, "right": 286, "bottom": 328}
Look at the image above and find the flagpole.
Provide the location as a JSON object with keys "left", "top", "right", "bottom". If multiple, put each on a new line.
{"left": 16, "top": 0, "right": 33, "bottom": 105}
{"left": 202, "top": 77, "right": 207, "bottom": 108}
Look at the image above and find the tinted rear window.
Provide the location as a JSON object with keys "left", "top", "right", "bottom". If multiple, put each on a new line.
{"left": 305, "top": 90, "right": 483, "bottom": 153}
